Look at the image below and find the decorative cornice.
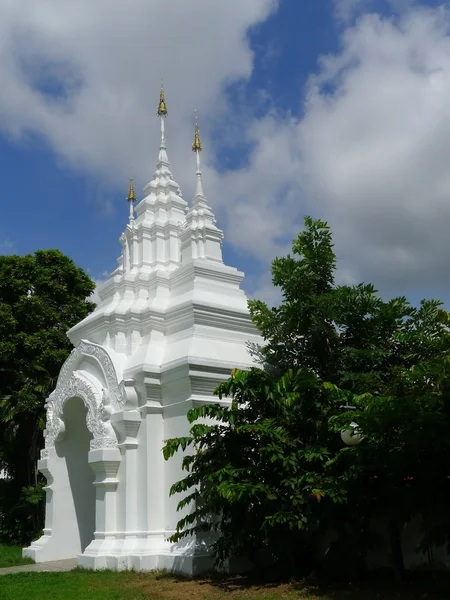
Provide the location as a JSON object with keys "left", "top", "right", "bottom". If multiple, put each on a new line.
{"left": 191, "top": 303, "right": 256, "bottom": 333}
{"left": 164, "top": 301, "right": 256, "bottom": 335}
{"left": 68, "top": 296, "right": 256, "bottom": 350}
{"left": 137, "top": 200, "right": 188, "bottom": 218}
{"left": 171, "top": 262, "right": 244, "bottom": 287}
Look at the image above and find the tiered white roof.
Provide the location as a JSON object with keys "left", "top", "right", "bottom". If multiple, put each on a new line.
{"left": 180, "top": 111, "right": 224, "bottom": 264}
{"left": 67, "top": 88, "right": 253, "bottom": 366}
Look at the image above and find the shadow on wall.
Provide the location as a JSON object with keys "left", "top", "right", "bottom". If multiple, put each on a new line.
{"left": 56, "top": 397, "right": 96, "bottom": 553}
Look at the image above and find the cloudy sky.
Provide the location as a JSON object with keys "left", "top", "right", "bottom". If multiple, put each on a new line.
{"left": 1, "top": 0, "right": 449, "bottom": 307}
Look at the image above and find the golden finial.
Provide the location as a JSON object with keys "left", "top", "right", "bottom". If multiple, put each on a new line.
{"left": 126, "top": 177, "right": 136, "bottom": 203}
{"left": 192, "top": 110, "right": 202, "bottom": 152}
{"left": 157, "top": 82, "right": 168, "bottom": 117}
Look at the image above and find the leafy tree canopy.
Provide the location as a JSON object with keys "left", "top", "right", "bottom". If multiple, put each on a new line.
{"left": 164, "top": 217, "right": 450, "bottom": 578}
{"left": 0, "top": 249, "right": 95, "bottom": 544}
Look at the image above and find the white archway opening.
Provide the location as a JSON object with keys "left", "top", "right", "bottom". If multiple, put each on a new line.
{"left": 53, "top": 397, "right": 96, "bottom": 556}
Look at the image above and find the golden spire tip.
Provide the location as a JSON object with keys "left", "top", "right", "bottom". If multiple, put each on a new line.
{"left": 126, "top": 176, "right": 136, "bottom": 203}
{"left": 192, "top": 109, "right": 202, "bottom": 152}
{"left": 157, "top": 83, "right": 168, "bottom": 117}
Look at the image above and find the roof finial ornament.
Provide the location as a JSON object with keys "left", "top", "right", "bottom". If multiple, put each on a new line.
{"left": 127, "top": 170, "right": 136, "bottom": 221}
{"left": 126, "top": 175, "right": 136, "bottom": 203}
{"left": 157, "top": 77, "right": 168, "bottom": 117}
{"left": 192, "top": 109, "right": 202, "bottom": 152}
{"left": 157, "top": 79, "right": 169, "bottom": 166}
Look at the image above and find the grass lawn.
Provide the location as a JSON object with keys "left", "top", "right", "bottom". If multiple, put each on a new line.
{"left": 2, "top": 569, "right": 450, "bottom": 600}
{"left": 0, "top": 544, "right": 33, "bottom": 568}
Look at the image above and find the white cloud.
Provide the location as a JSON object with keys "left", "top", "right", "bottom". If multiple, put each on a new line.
{"left": 297, "top": 6, "right": 450, "bottom": 295}
{"left": 246, "top": 271, "right": 282, "bottom": 308}
{"left": 333, "top": 0, "right": 418, "bottom": 23}
{"left": 88, "top": 278, "right": 107, "bottom": 304}
{"left": 0, "top": 0, "right": 281, "bottom": 299}
{"left": 334, "top": 0, "right": 375, "bottom": 23}
{"left": 210, "top": 113, "right": 303, "bottom": 264}
{"left": 4, "top": 1, "right": 450, "bottom": 305}
{"left": 216, "top": 4, "right": 450, "bottom": 300}
{"left": 0, "top": 238, "right": 15, "bottom": 255}
{"left": 0, "top": 0, "right": 277, "bottom": 189}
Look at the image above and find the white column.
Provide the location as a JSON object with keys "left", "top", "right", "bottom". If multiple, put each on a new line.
{"left": 40, "top": 457, "right": 54, "bottom": 538}
{"left": 110, "top": 411, "right": 142, "bottom": 557}
{"left": 142, "top": 403, "right": 165, "bottom": 548}
{"left": 22, "top": 451, "right": 55, "bottom": 561}
{"left": 89, "top": 449, "right": 121, "bottom": 536}
{"left": 77, "top": 448, "right": 121, "bottom": 568}
{"left": 89, "top": 448, "right": 121, "bottom": 539}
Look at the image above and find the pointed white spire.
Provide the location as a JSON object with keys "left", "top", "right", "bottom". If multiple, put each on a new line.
{"left": 192, "top": 110, "right": 206, "bottom": 201}
{"left": 128, "top": 84, "right": 188, "bottom": 273}
{"left": 157, "top": 83, "right": 169, "bottom": 168}
{"left": 180, "top": 111, "right": 223, "bottom": 264}
{"left": 140, "top": 83, "right": 186, "bottom": 207}
{"left": 195, "top": 148, "right": 206, "bottom": 199}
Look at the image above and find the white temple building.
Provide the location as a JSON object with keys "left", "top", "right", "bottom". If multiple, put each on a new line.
{"left": 23, "top": 88, "right": 260, "bottom": 573}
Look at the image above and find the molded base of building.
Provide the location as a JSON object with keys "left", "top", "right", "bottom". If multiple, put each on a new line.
{"left": 77, "top": 551, "right": 213, "bottom": 575}
{"left": 24, "top": 535, "right": 214, "bottom": 576}
{"left": 23, "top": 530, "right": 76, "bottom": 563}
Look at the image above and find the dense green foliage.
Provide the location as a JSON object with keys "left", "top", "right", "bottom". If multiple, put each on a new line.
{"left": 0, "top": 250, "right": 95, "bottom": 544}
{"left": 164, "top": 368, "right": 346, "bottom": 570}
{"left": 164, "top": 217, "right": 450, "bottom": 577}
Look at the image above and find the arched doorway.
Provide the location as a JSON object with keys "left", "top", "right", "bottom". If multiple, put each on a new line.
{"left": 55, "top": 397, "right": 96, "bottom": 555}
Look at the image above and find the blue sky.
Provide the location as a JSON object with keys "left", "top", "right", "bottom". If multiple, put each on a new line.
{"left": 1, "top": 0, "right": 450, "bottom": 307}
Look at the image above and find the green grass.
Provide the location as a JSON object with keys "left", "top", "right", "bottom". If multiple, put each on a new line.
{"left": 0, "top": 544, "right": 33, "bottom": 568}
{"left": 2, "top": 569, "right": 450, "bottom": 600}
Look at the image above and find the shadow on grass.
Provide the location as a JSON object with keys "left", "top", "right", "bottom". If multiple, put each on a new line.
{"left": 67, "top": 564, "right": 450, "bottom": 599}
{"left": 183, "top": 568, "right": 450, "bottom": 599}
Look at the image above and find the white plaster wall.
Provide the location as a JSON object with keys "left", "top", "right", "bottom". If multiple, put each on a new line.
{"left": 139, "top": 410, "right": 165, "bottom": 540}
{"left": 163, "top": 411, "right": 194, "bottom": 535}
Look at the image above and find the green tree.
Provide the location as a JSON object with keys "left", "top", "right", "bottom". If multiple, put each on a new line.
{"left": 249, "top": 217, "right": 339, "bottom": 380}
{"left": 164, "top": 368, "right": 346, "bottom": 571}
{"left": 326, "top": 299, "right": 450, "bottom": 577}
{"left": 0, "top": 249, "right": 95, "bottom": 544}
{"left": 164, "top": 217, "right": 450, "bottom": 577}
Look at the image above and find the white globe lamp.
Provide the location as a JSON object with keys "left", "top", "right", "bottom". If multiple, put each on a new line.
{"left": 341, "top": 421, "right": 363, "bottom": 446}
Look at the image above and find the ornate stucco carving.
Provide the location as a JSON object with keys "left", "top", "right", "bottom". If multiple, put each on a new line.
{"left": 90, "top": 437, "right": 119, "bottom": 451}
{"left": 57, "top": 340, "right": 124, "bottom": 411}
{"left": 100, "top": 388, "right": 113, "bottom": 421}
{"left": 44, "top": 372, "right": 117, "bottom": 451}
